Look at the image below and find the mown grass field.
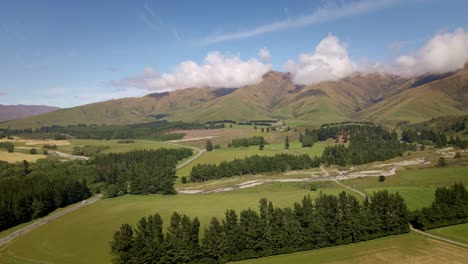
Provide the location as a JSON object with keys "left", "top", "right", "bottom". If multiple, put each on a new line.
{"left": 341, "top": 166, "right": 468, "bottom": 210}
{"left": 427, "top": 223, "right": 468, "bottom": 244}
{"left": 0, "top": 150, "right": 46, "bottom": 163}
{"left": 0, "top": 182, "right": 358, "bottom": 264}
{"left": 235, "top": 232, "right": 468, "bottom": 264}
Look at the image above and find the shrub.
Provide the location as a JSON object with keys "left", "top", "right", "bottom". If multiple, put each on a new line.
{"left": 436, "top": 157, "right": 447, "bottom": 167}
{"left": 106, "top": 184, "right": 118, "bottom": 198}
{"left": 310, "top": 183, "right": 318, "bottom": 191}
{"left": 181, "top": 176, "right": 188, "bottom": 184}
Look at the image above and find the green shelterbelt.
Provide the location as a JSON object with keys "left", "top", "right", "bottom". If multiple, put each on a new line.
{"left": 111, "top": 190, "right": 410, "bottom": 263}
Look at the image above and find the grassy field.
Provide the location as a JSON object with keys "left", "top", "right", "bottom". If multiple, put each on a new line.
{"left": 341, "top": 166, "right": 468, "bottom": 210}
{"left": 0, "top": 150, "right": 46, "bottom": 163}
{"left": 235, "top": 232, "right": 468, "bottom": 264}
{"left": 0, "top": 182, "right": 359, "bottom": 264}
{"left": 427, "top": 223, "right": 468, "bottom": 244}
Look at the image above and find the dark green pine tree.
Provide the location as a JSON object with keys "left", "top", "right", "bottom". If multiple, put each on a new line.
{"left": 285, "top": 135, "right": 290, "bottom": 149}
{"left": 206, "top": 140, "right": 213, "bottom": 151}
{"left": 110, "top": 224, "right": 134, "bottom": 264}
{"left": 202, "top": 217, "right": 225, "bottom": 260}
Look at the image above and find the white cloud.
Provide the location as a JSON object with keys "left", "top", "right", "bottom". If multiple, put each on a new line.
{"left": 204, "top": 0, "right": 401, "bottom": 44}
{"left": 284, "top": 33, "right": 356, "bottom": 84}
{"left": 113, "top": 50, "right": 271, "bottom": 90}
{"left": 258, "top": 47, "right": 271, "bottom": 61}
{"left": 393, "top": 28, "right": 468, "bottom": 75}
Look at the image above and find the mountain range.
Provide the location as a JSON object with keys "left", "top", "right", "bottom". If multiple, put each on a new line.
{"left": 0, "top": 105, "right": 59, "bottom": 123}
{"left": 2, "top": 64, "right": 468, "bottom": 129}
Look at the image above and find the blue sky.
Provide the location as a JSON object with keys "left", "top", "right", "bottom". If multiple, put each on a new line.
{"left": 1, "top": 0, "right": 467, "bottom": 107}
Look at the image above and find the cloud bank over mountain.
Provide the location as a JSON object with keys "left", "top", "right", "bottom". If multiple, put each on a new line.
{"left": 113, "top": 51, "right": 271, "bottom": 90}
{"left": 114, "top": 28, "right": 468, "bottom": 90}
{"left": 394, "top": 28, "right": 468, "bottom": 76}
{"left": 284, "top": 33, "right": 356, "bottom": 84}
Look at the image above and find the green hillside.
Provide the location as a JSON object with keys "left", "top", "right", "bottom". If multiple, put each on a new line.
{"left": 2, "top": 68, "right": 468, "bottom": 129}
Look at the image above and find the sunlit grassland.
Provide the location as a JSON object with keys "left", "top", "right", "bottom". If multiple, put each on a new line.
{"left": 0, "top": 182, "right": 358, "bottom": 264}
{"left": 427, "top": 223, "right": 468, "bottom": 244}
{"left": 341, "top": 166, "right": 468, "bottom": 210}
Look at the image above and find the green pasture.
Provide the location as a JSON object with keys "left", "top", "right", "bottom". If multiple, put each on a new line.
{"left": 341, "top": 166, "right": 468, "bottom": 210}
{"left": 427, "top": 223, "right": 468, "bottom": 244}
{"left": 0, "top": 182, "right": 358, "bottom": 264}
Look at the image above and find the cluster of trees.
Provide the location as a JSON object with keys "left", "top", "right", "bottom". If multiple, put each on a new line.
{"left": 111, "top": 190, "right": 409, "bottom": 263}
{"left": 43, "top": 144, "right": 58, "bottom": 149}
{"left": 411, "top": 182, "right": 467, "bottom": 230}
{"left": 93, "top": 149, "right": 193, "bottom": 195}
{"left": 321, "top": 126, "right": 403, "bottom": 165}
{"left": 299, "top": 123, "right": 374, "bottom": 148}
{"left": 0, "top": 142, "right": 14, "bottom": 152}
{"left": 401, "top": 129, "right": 448, "bottom": 147}
{"left": 0, "top": 167, "right": 90, "bottom": 231}
{"left": 228, "top": 136, "right": 266, "bottom": 148}
{"left": 190, "top": 154, "right": 320, "bottom": 182}
{"left": 451, "top": 120, "right": 466, "bottom": 132}
{"left": 72, "top": 145, "right": 110, "bottom": 157}
{"left": 448, "top": 135, "right": 468, "bottom": 149}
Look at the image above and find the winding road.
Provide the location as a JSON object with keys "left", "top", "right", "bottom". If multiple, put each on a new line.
{"left": 168, "top": 142, "right": 206, "bottom": 170}
{"left": 0, "top": 195, "right": 101, "bottom": 248}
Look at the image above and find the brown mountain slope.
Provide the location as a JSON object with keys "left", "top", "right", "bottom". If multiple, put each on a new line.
{"left": 358, "top": 67, "right": 468, "bottom": 124}
{"left": 0, "top": 87, "right": 236, "bottom": 129}
{"left": 0, "top": 105, "right": 59, "bottom": 122}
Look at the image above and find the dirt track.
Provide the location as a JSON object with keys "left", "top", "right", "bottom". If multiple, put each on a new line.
{"left": 51, "top": 150, "right": 89, "bottom": 160}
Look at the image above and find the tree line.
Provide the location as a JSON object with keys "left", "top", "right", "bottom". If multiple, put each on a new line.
{"left": 189, "top": 154, "right": 321, "bottom": 182}
{"left": 228, "top": 136, "right": 266, "bottom": 148}
{"left": 110, "top": 190, "right": 409, "bottom": 264}
{"left": 93, "top": 148, "right": 193, "bottom": 195}
{"left": 410, "top": 182, "right": 467, "bottom": 230}
{"left": 0, "top": 171, "right": 90, "bottom": 231}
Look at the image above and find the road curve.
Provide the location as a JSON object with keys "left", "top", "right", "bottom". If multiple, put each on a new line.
{"left": 168, "top": 142, "right": 206, "bottom": 170}
{"left": 0, "top": 195, "right": 102, "bottom": 248}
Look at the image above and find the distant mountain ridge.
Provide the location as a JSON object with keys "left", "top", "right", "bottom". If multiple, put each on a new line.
{"left": 0, "top": 105, "right": 59, "bottom": 122}
{"left": 2, "top": 66, "right": 468, "bottom": 129}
